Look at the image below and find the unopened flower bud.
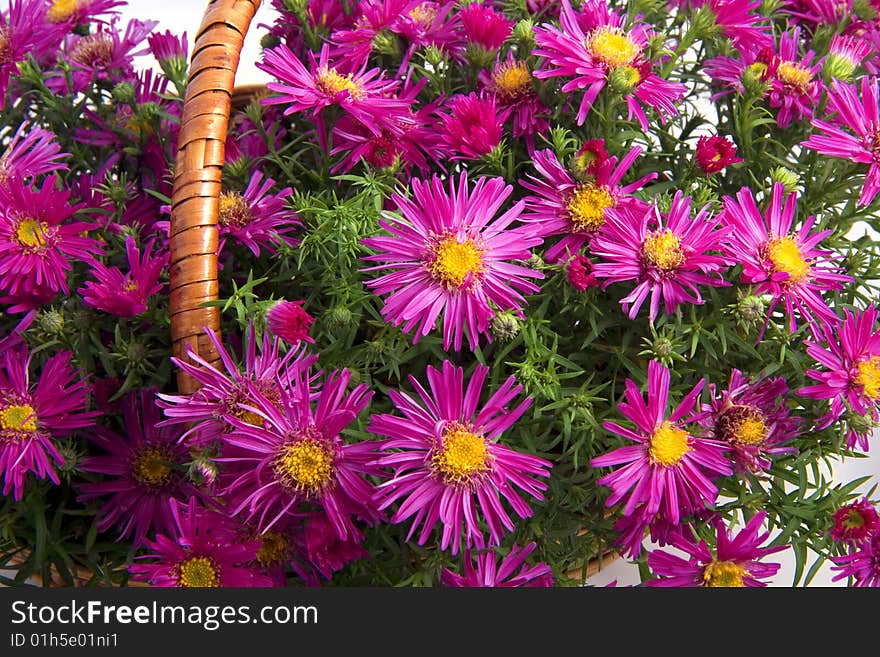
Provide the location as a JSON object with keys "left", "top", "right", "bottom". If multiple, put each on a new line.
{"left": 736, "top": 294, "right": 766, "bottom": 326}
{"left": 607, "top": 65, "right": 641, "bottom": 93}
{"left": 39, "top": 310, "right": 65, "bottom": 335}
{"left": 512, "top": 19, "right": 535, "bottom": 49}
{"left": 326, "top": 305, "right": 353, "bottom": 330}
{"left": 111, "top": 81, "right": 136, "bottom": 105}
{"left": 770, "top": 166, "right": 799, "bottom": 194}
{"left": 490, "top": 312, "right": 522, "bottom": 342}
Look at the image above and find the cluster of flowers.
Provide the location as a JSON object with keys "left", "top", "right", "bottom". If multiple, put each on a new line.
{"left": 2, "top": 0, "right": 880, "bottom": 588}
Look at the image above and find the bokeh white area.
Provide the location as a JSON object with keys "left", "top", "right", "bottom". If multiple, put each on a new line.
{"left": 119, "top": 0, "right": 880, "bottom": 587}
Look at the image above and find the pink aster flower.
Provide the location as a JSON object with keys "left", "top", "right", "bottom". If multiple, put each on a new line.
{"left": 129, "top": 499, "right": 275, "bottom": 587}
{"left": 217, "top": 367, "right": 378, "bottom": 539}
{"left": 361, "top": 172, "right": 543, "bottom": 351}
{"left": 565, "top": 253, "right": 600, "bottom": 290}
{"left": 0, "top": 122, "right": 68, "bottom": 187}
{"left": 699, "top": 0, "right": 772, "bottom": 55}
{"left": 831, "top": 529, "right": 880, "bottom": 587}
{"left": 0, "top": 0, "right": 61, "bottom": 109}
{"left": 802, "top": 76, "right": 880, "bottom": 207}
{"left": 217, "top": 170, "right": 300, "bottom": 257}
{"left": 393, "top": 2, "right": 461, "bottom": 74}
{"left": 590, "top": 192, "right": 732, "bottom": 322}
{"left": 440, "top": 93, "right": 503, "bottom": 161}
{"left": 700, "top": 369, "right": 800, "bottom": 474}
{"left": 77, "top": 389, "right": 199, "bottom": 547}
{"left": 590, "top": 360, "right": 732, "bottom": 525}
{"left": 798, "top": 305, "right": 880, "bottom": 450}
{"left": 695, "top": 135, "right": 743, "bottom": 175}
{"left": 646, "top": 511, "right": 787, "bottom": 586}
{"left": 519, "top": 146, "right": 656, "bottom": 263}
{"left": 483, "top": 54, "right": 550, "bottom": 148}
{"left": 765, "top": 27, "right": 822, "bottom": 129}
{"left": 0, "top": 175, "right": 102, "bottom": 299}
{"left": 157, "top": 324, "right": 318, "bottom": 447}
{"left": 146, "top": 28, "right": 187, "bottom": 67}
{"left": 459, "top": 2, "right": 512, "bottom": 51}
{"left": 370, "top": 360, "right": 553, "bottom": 555}
{"left": 0, "top": 346, "right": 100, "bottom": 500}
{"left": 825, "top": 34, "right": 872, "bottom": 82}
{"left": 329, "top": 0, "right": 417, "bottom": 67}
{"left": 258, "top": 43, "right": 413, "bottom": 147}
{"left": 533, "top": 0, "right": 686, "bottom": 129}
{"left": 831, "top": 498, "right": 880, "bottom": 544}
{"left": 782, "top": 0, "right": 851, "bottom": 26}
{"left": 441, "top": 542, "right": 555, "bottom": 587}
{"left": 266, "top": 300, "right": 315, "bottom": 346}
{"left": 78, "top": 236, "right": 166, "bottom": 318}
{"left": 720, "top": 182, "right": 852, "bottom": 336}
{"left": 44, "top": 0, "right": 126, "bottom": 26}
{"left": 296, "top": 512, "right": 370, "bottom": 583}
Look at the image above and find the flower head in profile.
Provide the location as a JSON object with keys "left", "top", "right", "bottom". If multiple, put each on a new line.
{"left": 0, "top": 346, "right": 100, "bottom": 499}
{"left": 566, "top": 253, "right": 599, "bottom": 290}
{"left": 266, "top": 300, "right": 315, "bottom": 346}
{"left": 802, "top": 76, "right": 880, "bottom": 207}
{"left": 646, "top": 511, "right": 787, "bottom": 587}
{"left": 458, "top": 2, "right": 512, "bottom": 51}
{"left": 591, "top": 192, "right": 732, "bottom": 322}
{"left": 695, "top": 135, "right": 743, "bottom": 175}
{"left": 700, "top": 369, "right": 800, "bottom": 474}
{"left": 720, "top": 182, "right": 852, "bottom": 336}
{"left": 831, "top": 529, "right": 880, "bottom": 587}
{"left": 0, "top": 122, "right": 68, "bottom": 187}
{"left": 77, "top": 389, "right": 198, "bottom": 547}
{"left": 798, "top": 305, "right": 880, "bottom": 450}
{"left": 361, "top": 172, "right": 543, "bottom": 351}
{"left": 533, "top": 0, "right": 686, "bottom": 129}
{"left": 129, "top": 499, "right": 275, "bottom": 587}
{"left": 699, "top": 0, "right": 772, "bottom": 55}
{"left": 824, "top": 34, "right": 872, "bottom": 82}
{"left": 0, "top": 175, "right": 102, "bottom": 299}
{"left": 441, "top": 542, "right": 555, "bottom": 587}
{"left": 217, "top": 367, "right": 378, "bottom": 539}
{"left": 831, "top": 498, "right": 880, "bottom": 544}
{"left": 295, "top": 512, "right": 370, "bottom": 583}
{"left": 440, "top": 93, "right": 503, "bottom": 161}
{"left": 520, "top": 145, "right": 655, "bottom": 263}
{"left": 590, "top": 360, "right": 732, "bottom": 525}
{"left": 217, "top": 171, "right": 301, "bottom": 257}
{"left": 78, "top": 236, "right": 166, "bottom": 318}
{"left": 369, "top": 361, "right": 552, "bottom": 555}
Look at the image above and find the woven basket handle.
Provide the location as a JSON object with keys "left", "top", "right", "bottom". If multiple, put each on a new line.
{"left": 169, "top": 0, "right": 263, "bottom": 393}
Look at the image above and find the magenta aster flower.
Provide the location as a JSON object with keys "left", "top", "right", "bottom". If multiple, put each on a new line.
{"left": 590, "top": 360, "right": 732, "bottom": 525}
{"left": 218, "top": 170, "right": 300, "bottom": 257}
{"left": 566, "top": 253, "right": 600, "bottom": 290}
{"left": 700, "top": 369, "right": 800, "bottom": 474}
{"left": 146, "top": 28, "right": 188, "bottom": 67}
{"left": 831, "top": 498, "right": 880, "bottom": 544}
{"left": 782, "top": 0, "right": 851, "bottom": 26}
{"left": 0, "top": 0, "right": 61, "bottom": 108}
{"left": 720, "top": 182, "right": 852, "bottom": 335}
{"left": 77, "top": 389, "right": 199, "bottom": 547}
{"left": 78, "top": 236, "right": 166, "bottom": 318}
{"left": 440, "top": 93, "right": 503, "bottom": 161}
{"left": 802, "top": 76, "right": 880, "bottom": 207}
{"left": 519, "top": 146, "right": 656, "bottom": 263}
{"left": 0, "top": 122, "right": 68, "bottom": 187}
{"left": 590, "top": 192, "right": 732, "bottom": 321}
{"left": 458, "top": 2, "right": 512, "bottom": 51}
{"left": 218, "top": 367, "right": 378, "bottom": 539}
{"left": 361, "top": 172, "right": 543, "bottom": 351}
{"left": 646, "top": 511, "right": 787, "bottom": 586}
{"left": 695, "top": 135, "right": 743, "bottom": 175}
{"left": 329, "top": 0, "right": 417, "bottom": 67}
{"left": 370, "top": 360, "right": 552, "bottom": 555}
{"left": 699, "top": 0, "right": 772, "bottom": 55}
{"left": 129, "top": 499, "right": 275, "bottom": 587}
{"left": 296, "top": 512, "right": 369, "bottom": 582}
{"left": 0, "top": 175, "right": 102, "bottom": 299}
{"left": 266, "top": 300, "right": 315, "bottom": 346}
{"left": 0, "top": 346, "right": 100, "bottom": 500}
{"left": 798, "top": 305, "right": 880, "bottom": 450}
{"left": 441, "top": 542, "right": 555, "bottom": 587}
{"left": 258, "top": 43, "right": 413, "bottom": 143}
{"left": 44, "top": 0, "right": 126, "bottom": 26}
{"left": 825, "top": 34, "right": 872, "bottom": 82}
{"left": 831, "top": 529, "right": 880, "bottom": 587}
{"left": 483, "top": 54, "right": 550, "bottom": 147}
{"left": 533, "top": 0, "right": 686, "bottom": 129}
{"left": 765, "top": 27, "right": 822, "bottom": 129}
{"left": 157, "top": 324, "right": 318, "bottom": 447}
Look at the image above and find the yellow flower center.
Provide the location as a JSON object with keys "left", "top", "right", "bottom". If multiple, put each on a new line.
{"left": 16, "top": 219, "right": 50, "bottom": 249}
{"left": 491, "top": 61, "right": 532, "bottom": 99}
{"left": 766, "top": 236, "right": 810, "bottom": 285}
{"left": 0, "top": 28, "right": 11, "bottom": 65}
{"left": 642, "top": 229, "right": 685, "bottom": 271}
{"left": 0, "top": 404, "right": 38, "bottom": 432}
{"left": 856, "top": 357, "right": 880, "bottom": 400}
{"left": 717, "top": 405, "right": 768, "bottom": 446}
{"left": 775, "top": 61, "right": 813, "bottom": 91}
{"left": 408, "top": 3, "right": 437, "bottom": 25}
{"left": 274, "top": 439, "right": 334, "bottom": 495}
{"left": 703, "top": 560, "right": 748, "bottom": 587}
{"left": 315, "top": 67, "right": 365, "bottom": 100}
{"left": 131, "top": 447, "right": 174, "bottom": 487}
{"left": 256, "top": 530, "right": 290, "bottom": 567}
{"left": 648, "top": 421, "right": 690, "bottom": 467}
{"left": 566, "top": 184, "right": 614, "bottom": 233}
{"left": 429, "top": 236, "right": 484, "bottom": 289}
{"left": 431, "top": 424, "right": 491, "bottom": 486}
{"left": 177, "top": 556, "right": 219, "bottom": 588}
{"left": 48, "top": 0, "right": 79, "bottom": 23}
{"left": 218, "top": 191, "right": 252, "bottom": 229}
{"left": 586, "top": 27, "right": 641, "bottom": 69}
{"left": 733, "top": 415, "right": 768, "bottom": 446}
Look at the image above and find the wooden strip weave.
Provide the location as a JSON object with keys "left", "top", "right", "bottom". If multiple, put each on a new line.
{"left": 169, "top": 0, "right": 263, "bottom": 393}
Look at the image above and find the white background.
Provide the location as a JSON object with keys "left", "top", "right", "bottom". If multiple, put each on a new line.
{"left": 119, "top": 0, "right": 880, "bottom": 587}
